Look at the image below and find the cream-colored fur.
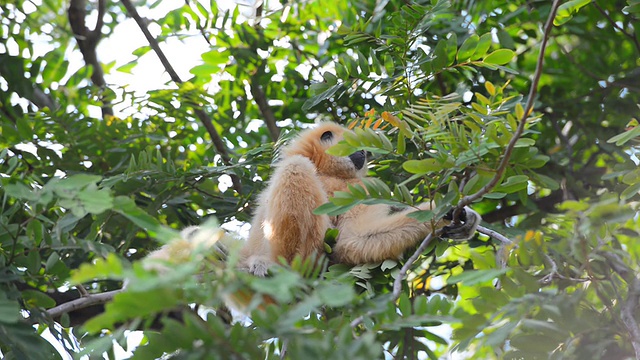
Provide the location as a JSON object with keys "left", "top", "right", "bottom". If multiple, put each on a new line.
{"left": 239, "top": 122, "right": 481, "bottom": 276}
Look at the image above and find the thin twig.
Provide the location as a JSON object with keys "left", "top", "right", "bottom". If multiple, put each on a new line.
{"left": 46, "top": 289, "right": 124, "bottom": 319}
{"left": 477, "top": 225, "right": 514, "bottom": 290}
{"left": 476, "top": 225, "right": 512, "bottom": 245}
{"left": 592, "top": 2, "right": 640, "bottom": 54}
{"left": 457, "top": 0, "right": 561, "bottom": 209}
{"left": 392, "top": 230, "right": 441, "bottom": 301}
{"left": 120, "top": 0, "right": 241, "bottom": 193}
{"left": 76, "top": 285, "right": 89, "bottom": 297}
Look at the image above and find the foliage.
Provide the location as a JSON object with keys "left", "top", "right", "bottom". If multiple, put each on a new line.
{"left": 1, "top": 0, "right": 640, "bottom": 359}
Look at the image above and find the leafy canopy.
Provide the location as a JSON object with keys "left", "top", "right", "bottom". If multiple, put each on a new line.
{"left": 1, "top": 0, "right": 640, "bottom": 359}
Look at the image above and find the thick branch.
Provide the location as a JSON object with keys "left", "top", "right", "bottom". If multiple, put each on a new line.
{"left": 457, "top": 0, "right": 561, "bottom": 208}
{"left": 67, "top": 0, "right": 113, "bottom": 117}
{"left": 120, "top": 0, "right": 241, "bottom": 193}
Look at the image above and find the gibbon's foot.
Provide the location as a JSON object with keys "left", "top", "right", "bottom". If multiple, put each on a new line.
{"left": 244, "top": 256, "right": 271, "bottom": 277}
{"left": 441, "top": 207, "right": 481, "bottom": 240}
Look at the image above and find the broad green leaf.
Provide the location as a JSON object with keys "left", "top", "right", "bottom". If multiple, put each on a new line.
{"left": 483, "top": 49, "right": 515, "bottom": 65}
{"left": 0, "top": 299, "right": 21, "bottom": 324}
{"left": 403, "top": 158, "right": 447, "bottom": 174}
{"left": 21, "top": 290, "right": 56, "bottom": 309}
{"left": 554, "top": 0, "right": 592, "bottom": 26}
{"left": 457, "top": 34, "right": 479, "bottom": 62}
{"left": 471, "top": 33, "right": 493, "bottom": 60}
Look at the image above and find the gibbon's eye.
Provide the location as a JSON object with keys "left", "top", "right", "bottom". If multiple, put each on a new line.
{"left": 320, "top": 131, "right": 333, "bottom": 142}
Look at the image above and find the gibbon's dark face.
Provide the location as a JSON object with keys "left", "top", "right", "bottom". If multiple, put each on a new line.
{"left": 286, "top": 123, "right": 368, "bottom": 179}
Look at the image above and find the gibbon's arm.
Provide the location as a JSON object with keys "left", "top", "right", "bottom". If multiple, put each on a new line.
{"left": 243, "top": 154, "right": 331, "bottom": 276}
{"left": 333, "top": 203, "right": 481, "bottom": 265}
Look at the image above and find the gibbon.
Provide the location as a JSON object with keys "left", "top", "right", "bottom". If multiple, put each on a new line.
{"left": 238, "top": 122, "right": 481, "bottom": 276}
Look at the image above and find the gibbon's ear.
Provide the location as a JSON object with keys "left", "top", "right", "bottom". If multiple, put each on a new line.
{"left": 320, "top": 130, "right": 333, "bottom": 142}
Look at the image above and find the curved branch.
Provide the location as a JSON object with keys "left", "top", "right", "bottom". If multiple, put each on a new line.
{"left": 120, "top": 0, "right": 241, "bottom": 193}
{"left": 457, "top": 0, "right": 561, "bottom": 209}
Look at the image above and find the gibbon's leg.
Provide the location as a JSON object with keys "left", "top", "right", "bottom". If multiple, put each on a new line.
{"left": 333, "top": 203, "right": 480, "bottom": 265}
{"left": 260, "top": 155, "right": 331, "bottom": 266}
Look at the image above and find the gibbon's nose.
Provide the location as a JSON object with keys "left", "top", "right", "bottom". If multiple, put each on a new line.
{"left": 348, "top": 150, "right": 367, "bottom": 170}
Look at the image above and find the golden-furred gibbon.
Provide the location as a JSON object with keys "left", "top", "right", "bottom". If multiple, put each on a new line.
{"left": 238, "top": 122, "right": 481, "bottom": 276}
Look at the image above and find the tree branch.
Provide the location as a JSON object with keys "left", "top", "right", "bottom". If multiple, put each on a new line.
{"left": 46, "top": 289, "right": 124, "bottom": 320}
{"left": 592, "top": 2, "right": 640, "bottom": 54}
{"left": 456, "top": 0, "right": 561, "bottom": 209}
{"left": 67, "top": 0, "right": 113, "bottom": 117}
{"left": 250, "top": 4, "right": 280, "bottom": 142}
{"left": 392, "top": 230, "right": 441, "bottom": 302}
{"left": 120, "top": 0, "right": 241, "bottom": 193}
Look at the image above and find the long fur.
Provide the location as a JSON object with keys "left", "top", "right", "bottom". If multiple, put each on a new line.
{"left": 239, "top": 122, "right": 481, "bottom": 275}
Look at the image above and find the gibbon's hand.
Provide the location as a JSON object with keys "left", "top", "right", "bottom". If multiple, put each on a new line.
{"left": 441, "top": 207, "right": 481, "bottom": 241}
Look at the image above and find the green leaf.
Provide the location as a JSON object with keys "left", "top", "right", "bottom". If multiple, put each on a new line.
{"left": 0, "top": 299, "right": 21, "bottom": 324}
{"left": 432, "top": 39, "right": 448, "bottom": 72}
{"left": 621, "top": 181, "right": 640, "bottom": 200}
{"left": 483, "top": 49, "right": 515, "bottom": 65}
{"left": 607, "top": 126, "right": 640, "bottom": 146}
{"left": 112, "top": 196, "right": 180, "bottom": 243}
{"left": 403, "top": 159, "right": 446, "bottom": 175}
{"left": 447, "top": 269, "right": 507, "bottom": 286}
{"left": 16, "top": 117, "right": 32, "bottom": 140}
{"left": 317, "top": 283, "right": 355, "bottom": 307}
{"left": 457, "top": 34, "right": 479, "bottom": 62}
{"left": 471, "top": 33, "right": 493, "bottom": 60}
{"left": 554, "top": 0, "right": 592, "bottom": 26}
{"left": 494, "top": 175, "right": 529, "bottom": 194}
{"left": 116, "top": 61, "right": 137, "bottom": 74}
{"left": 22, "top": 290, "right": 56, "bottom": 309}
{"left": 71, "top": 253, "right": 124, "bottom": 284}
{"left": 5, "top": 183, "right": 39, "bottom": 201}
